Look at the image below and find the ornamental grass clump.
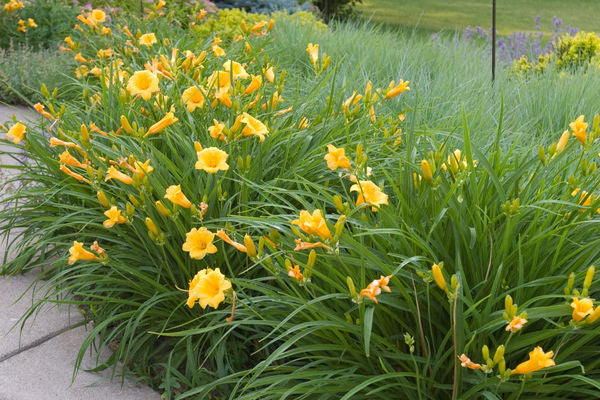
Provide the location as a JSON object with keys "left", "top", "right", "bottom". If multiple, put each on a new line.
{"left": 3, "top": 2, "right": 600, "bottom": 399}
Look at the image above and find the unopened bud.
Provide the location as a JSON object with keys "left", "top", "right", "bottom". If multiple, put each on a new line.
{"left": 346, "top": 276, "right": 357, "bottom": 298}
{"left": 584, "top": 265, "right": 595, "bottom": 290}
{"left": 155, "top": 200, "right": 170, "bottom": 216}
{"left": 431, "top": 262, "right": 446, "bottom": 291}
{"left": 97, "top": 190, "right": 110, "bottom": 208}
{"left": 493, "top": 345, "right": 504, "bottom": 364}
{"left": 120, "top": 115, "right": 133, "bottom": 134}
{"left": 126, "top": 202, "right": 135, "bottom": 216}
{"left": 244, "top": 235, "right": 257, "bottom": 258}
{"left": 307, "top": 250, "right": 316, "bottom": 268}
{"left": 145, "top": 217, "right": 159, "bottom": 236}
{"left": 334, "top": 215, "right": 346, "bottom": 238}
{"left": 80, "top": 124, "right": 89, "bottom": 143}
{"left": 482, "top": 345, "right": 489, "bottom": 361}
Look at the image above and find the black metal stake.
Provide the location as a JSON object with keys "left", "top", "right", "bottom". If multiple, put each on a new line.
{"left": 492, "top": 0, "right": 496, "bottom": 82}
{"left": 140, "top": 0, "right": 143, "bottom": 18}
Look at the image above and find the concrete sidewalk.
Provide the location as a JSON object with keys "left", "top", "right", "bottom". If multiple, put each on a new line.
{"left": 0, "top": 106, "right": 161, "bottom": 400}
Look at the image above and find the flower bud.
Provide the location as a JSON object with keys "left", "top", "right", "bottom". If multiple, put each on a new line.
{"left": 155, "top": 200, "right": 170, "bottom": 216}
{"left": 80, "top": 124, "right": 89, "bottom": 143}
{"left": 244, "top": 235, "right": 257, "bottom": 258}
{"left": 333, "top": 195, "right": 344, "bottom": 213}
{"left": 41, "top": 83, "right": 50, "bottom": 98}
{"left": 421, "top": 159, "right": 433, "bottom": 183}
{"left": 482, "top": 345, "right": 489, "bottom": 361}
{"left": 346, "top": 276, "right": 357, "bottom": 298}
{"left": 120, "top": 115, "right": 133, "bottom": 134}
{"left": 97, "top": 190, "right": 110, "bottom": 208}
{"left": 307, "top": 249, "right": 316, "bottom": 268}
{"left": 334, "top": 215, "right": 346, "bottom": 238}
{"left": 145, "top": 217, "right": 159, "bottom": 236}
{"left": 128, "top": 194, "right": 140, "bottom": 207}
{"left": 126, "top": 202, "right": 135, "bottom": 216}
{"left": 539, "top": 146, "right": 546, "bottom": 164}
{"left": 584, "top": 265, "right": 595, "bottom": 290}
{"left": 505, "top": 295, "right": 514, "bottom": 319}
{"left": 493, "top": 345, "right": 504, "bottom": 364}
{"left": 565, "top": 272, "right": 575, "bottom": 295}
{"left": 431, "top": 262, "right": 446, "bottom": 291}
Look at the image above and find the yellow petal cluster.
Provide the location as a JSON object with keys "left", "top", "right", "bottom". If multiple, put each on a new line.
{"left": 182, "top": 227, "right": 217, "bottom": 259}
{"left": 350, "top": 180, "right": 389, "bottom": 211}
{"left": 291, "top": 210, "right": 331, "bottom": 239}
{"left": 187, "top": 268, "right": 232, "bottom": 309}
{"left": 195, "top": 147, "right": 229, "bottom": 173}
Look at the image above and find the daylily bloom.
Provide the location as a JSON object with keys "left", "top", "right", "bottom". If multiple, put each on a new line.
{"left": 59, "top": 165, "right": 90, "bottom": 184}
{"left": 459, "top": 354, "right": 483, "bottom": 370}
{"left": 197, "top": 9, "right": 207, "bottom": 20}
{"left": 145, "top": 112, "right": 178, "bottom": 137}
{"left": 164, "top": 185, "right": 192, "bottom": 208}
{"left": 105, "top": 166, "right": 133, "bottom": 185}
{"left": 587, "top": 306, "right": 600, "bottom": 324}
{"left": 216, "top": 230, "right": 247, "bottom": 253}
{"left": 306, "top": 43, "right": 319, "bottom": 66}
{"left": 384, "top": 79, "right": 410, "bottom": 99}
{"left": 324, "top": 144, "right": 351, "bottom": 170}
{"left": 68, "top": 241, "right": 98, "bottom": 265}
{"left": 342, "top": 91, "right": 362, "bottom": 110}
{"left": 155, "top": 0, "right": 166, "bottom": 11}
{"left": 33, "top": 103, "right": 55, "bottom": 120}
{"left": 6, "top": 122, "right": 26, "bottom": 144}
{"left": 571, "top": 297, "right": 594, "bottom": 321}
{"left": 139, "top": 33, "right": 157, "bottom": 47}
{"left": 506, "top": 315, "right": 528, "bottom": 332}
{"left": 74, "top": 53, "right": 88, "bottom": 63}
{"left": 208, "top": 119, "right": 226, "bottom": 141}
{"left": 207, "top": 70, "right": 232, "bottom": 89}
{"left": 212, "top": 44, "right": 225, "bottom": 57}
{"left": 97, "top": 48, "right": 113, "bottom": 58}
{"left": 223, "top": 60, "right": 249, "bottom": 79}
{"left": 27, "top": 18, "right": 37, "bottom": 28}
{"left": 50, "top": 137, "right": 81, "bottom": 150}
{"left": 243, "top": 75, "right": 262, "bottom": 95}
{"left": 181, "top": 86, "right": 205, "bottom": 112}
{"left": 359, "top": 275, "right": 392, "bottom": 304}
{"left": 293, "top": 239, "right": 330, "bottom": 251}
{"left": 134, "top": 159, "right": 153, "bottom": 177}
{"left": 103, "top": 206, "right": 126, "bottom": 228}
{"left": 187, "top": 268, "right": 232, "bottom": 309}
{"left": 182, "top": 227, "right": 217, "bottom": 259}
{"left": 556, "top": 130, "right": 570, "bottom": 153}
{"left": 126, "top": 70, "right": 160, "bottom": 100}
{"left": 251, "top": 20, "right": 267, "bottom": 32}
{"left": 195, "top": 147, "right": 229, "bottom": 173}
{"left": 241, "top": 113, "right": 268, "bottom": 142}
{"left": 350, "top": 180, "right": 389, "bottom": 211}
{"left": 263, "top": 66, "right": 275, "bottom": 83}
{"left": 59, "top": 150, "right": 87, "bottom": 169}
{"left": 90, "top": 9, "right": 106, "bottom": 23}
{"left": 215, "top": 87, "right": 232, "bottom": 108}
{"left": 513, "top": 347, "right": 555, "bottom": 374}
{"left": 287, "top": 264, "right": 304, "bottom": 282}
{"left": 570, "top": 115, "right": 588, "bottom": 144}
{"left": 291, "top": 210, "right": 331, "bottom": 239}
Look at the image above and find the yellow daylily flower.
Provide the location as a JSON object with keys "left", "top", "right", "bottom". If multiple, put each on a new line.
{"left": 243, "top": 74, "right": 262, "bottom": 95}
{"left": 134, "top": 159, "right": 154, "bottom": 177}
{"left": 68, "top": 241, "right": 98, "bottom": 265}
{"left": 223, "top": 60, "right": 249, "bottom": 79}
{"left": 126, "top": 70, "right": 160, "bottom": 100}
{"left": 306, "top": 43, "right": 319, "bottom": 66}
{"left": 105, "top": 166, "right": 133, "bottom": 185}
{"left": 195, "top": 147, "right": 229, "bottom": 173}
{"left": 512, "top": 347, "right": 555, "bottom": 374}
{"left": 359, "top": 275, "right": 391, "bottom": 304}
{"left": 182, "top": 227, "right": 217, "bottom": 259}
{"left": 350, "top": 180, "right": 389, "bottom": 211}
{"left": 103, "top": 206, "right": 126, "bottom": 228}
{"left": 6, "top": 122, "right": 26, "bottom": 144}
{"left": 505, "top": 315, "right": 528, "bottom": 332}
{"left": 263, "top": 66, "right": 275, "bottom": 83}
{"left": 216, "top": 230, "right": 247, "bottom": 253}
{"left": 384, "top": 79, "right": 410, "bottom": 99}
{"left": 570, "top": 115, "right": 588, "bottom": 144}
{"left": 145, "top": 112, "right": 178, "bottom": 137}
{"left": 208, "top": 119, "right": 226, "bottom": 141}
{"left": 181, "top": 86, "right": 205, "bottom": 112}
{"left": 187, "top": 268, "right": 232, "bottom": 309}
{"left": 90, "top": 9, "right": 106, "bottom": 23}
{"left": 324, "top": 144, "right": 351, "bottom": 170}
{"left": 459, "top": 354, "right": 483, "bottom": 370}
{"left": 164, "top": 185, "right": 192, "bottom": 208}
{"left": 139, "top": 33, "right": 157, "bottom": 47}
{"left": 571, "top": 297, "right": 594, "bottom": 321}
{"left": 59, "top": 165, "right": 90, "bottom": 184}
{"left": 33, "top": 103, "right": 55, "bottom": 120}
{"left": 292, "top": 210, "right": 331, "bottom": 239}
{"left": 241, "top": 112, "right": 268, "bottom": 142}
{"left": 59, "top": 150, "right": 87, "bottom": 169}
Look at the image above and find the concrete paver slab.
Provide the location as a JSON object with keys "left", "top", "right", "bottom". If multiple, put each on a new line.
{"left": 0, "top": 269, "right": 83, "bottom": 361}
{"left": 0, "top": 326, "right": 161, "bottom": 400}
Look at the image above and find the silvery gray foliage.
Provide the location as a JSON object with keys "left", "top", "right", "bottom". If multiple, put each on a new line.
{"left": 212, "top": 0, "right": 312, "bottom": 13}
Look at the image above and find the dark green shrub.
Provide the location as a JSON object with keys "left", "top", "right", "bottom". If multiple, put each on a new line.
{"left": 0, "top": 0, "right": 78, "bottom": 50}
{"left": 311, "top": 0, "right": 362, "bottom": 21}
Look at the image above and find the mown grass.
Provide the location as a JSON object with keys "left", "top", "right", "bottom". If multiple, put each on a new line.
{"left": 357, "top": 0, "right": 600, "bottom": 35}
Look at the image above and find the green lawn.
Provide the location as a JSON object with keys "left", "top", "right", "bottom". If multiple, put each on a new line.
{"left": 357, "top": 0, "right": 600, "bottom": 35}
